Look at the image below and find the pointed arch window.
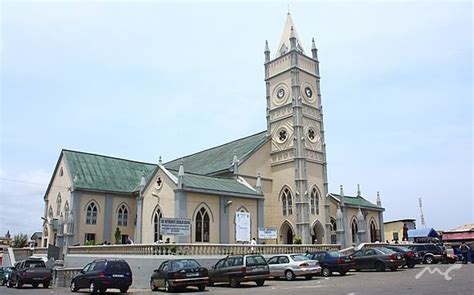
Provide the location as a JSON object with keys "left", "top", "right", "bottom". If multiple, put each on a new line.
{"left": 310, "top": 187, "right": 320, "bottom": 215}
{"left": 195, "top": 207, "right": 210, "bottom": 242}
{"left": 56, "top": 193, "right": 62, "bottom": 216}
{"left": 86, "top": 202, "right": 98, "bottom": 225}
{"left": 64, "top": 201, "right": 69, "bottom": 223}
{"left": 48, "top": 206, "right": 53, "bottom": 218}
{"left": 281, "top": 188, "right": 293, "bottom": 216}
{"left": 117, "top": 204, "right": 128, "bottom": 226}
{"left": 153, "top": 208, "right": 163, "bottom": 243}
{"left": 370, "top": 220, "right": 377, "bottom": 243}
{"left": 330, "top": 217, "right": 337, "bottom": 231}
{"left": 351, "top": 218, "right": 358, "bottom": 244}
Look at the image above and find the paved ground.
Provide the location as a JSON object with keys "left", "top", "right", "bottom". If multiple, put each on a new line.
{"left": 1, "top": 264, "right": 473, "bottom": 295}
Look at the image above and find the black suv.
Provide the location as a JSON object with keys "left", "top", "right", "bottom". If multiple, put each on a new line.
{"left": 70, "top": 259, "right": 132, "bottom": 293}
{"left": 208, "top": 254, "right": 269, "bottom": 287}
{"left": 407, "top": 244, "right": 443, "bottom": 264}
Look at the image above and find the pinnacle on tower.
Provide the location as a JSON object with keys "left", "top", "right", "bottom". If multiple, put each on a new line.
{"left": 357, "top": 184, "right": 361, "bottom": 196}
{"left": 311, "top": 37, "right": 318, "bottom": 60}
{"left": 264, "top": 40, "right": 270, "bottom": 62}
{"left": 376, "top": 191, "right": 382, "bottom": 207}
{"left": 276, "top": 13, "right": 305, "bottom": 57}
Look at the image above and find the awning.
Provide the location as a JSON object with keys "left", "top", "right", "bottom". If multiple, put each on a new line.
{"left": 408, "top": 228, "right": 439, "bottom": 238}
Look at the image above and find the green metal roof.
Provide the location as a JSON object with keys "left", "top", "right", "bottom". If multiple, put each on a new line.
{"left": 165, "top": 131, "right": 268, "bottom": 175}
{"left": 169, "top": 170, "right": 261, "bottom": 197}
{"left": 329, "top": 193, "right": 382, "bottom": 210}
{"left": 63, "top": 150, "right": 156, "bottom": 193}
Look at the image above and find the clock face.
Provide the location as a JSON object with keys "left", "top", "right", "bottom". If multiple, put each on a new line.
{"left": 277, "top": 88, "right": 285, "bottom": 99}
{"left": 304, "top": 87, "right": 313, "bottom": 98}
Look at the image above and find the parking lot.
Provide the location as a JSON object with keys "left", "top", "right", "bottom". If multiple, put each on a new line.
{"left": 1, "top": 264, "right": 472, "bottom": 295}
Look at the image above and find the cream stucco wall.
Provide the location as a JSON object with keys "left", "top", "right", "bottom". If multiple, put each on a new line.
{"left": 141, "top": 167, "right": 176, "bottom": 243}
{"left": 384, "top": 221, "right": 416, "bottom": 242}
{"left": 187, "top": 193, "right": 220, "bottom": 243}
{"left": 225, "top": 197, "right": 258, "bottom": 243}
{"left": 110, "top": 196, "right": 136, "bottom": 243}
{"left": 78, "top": 192, "right": 106, "bottom": 244}
{"left": 42, "top": 157, "right": 72, "bottom": 247}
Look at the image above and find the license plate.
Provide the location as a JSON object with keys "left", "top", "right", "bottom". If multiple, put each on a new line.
{"left": 112, "top": 274, "right": 124, "bottom": 278}
{"left": 187, "top": 272, "right": 199, "bottom": 277}
{"left": 345, "top": 259, "right": 351, "bottom": 263}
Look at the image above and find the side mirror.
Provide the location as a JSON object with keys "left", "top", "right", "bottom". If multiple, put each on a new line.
{"left": 212, "top": 265, "right": 216, "bottom": 269}
{"left": 80, "top": 270, "right": 85, "bottom": 274}
{"left": 154, "top": 269, "right": 159, "bottom": 273}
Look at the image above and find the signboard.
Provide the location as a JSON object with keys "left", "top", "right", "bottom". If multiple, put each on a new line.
{"left": 160, "top": 218, "right": 191, "bottom": 236}
{"left": 258, "top": 227, "right": 278, "bottom": 239}
{"left": 235, "top": 212, "right": 251, "bottom": 242}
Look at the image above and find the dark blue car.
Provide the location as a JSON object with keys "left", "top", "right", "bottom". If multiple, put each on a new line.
{"left": 306, "top": 251, "right": 353, "bottom": 277}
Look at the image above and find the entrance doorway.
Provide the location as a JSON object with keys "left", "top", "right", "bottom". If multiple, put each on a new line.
{"left": 312, "top": 220, "right": 325, "bottom": 244}
{"left": 280, "top": 222, "right": 294, "bottom": 244}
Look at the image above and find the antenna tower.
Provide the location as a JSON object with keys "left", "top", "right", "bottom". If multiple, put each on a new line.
{"left": 418, "top": 197, "right": 426, "bottom": 228}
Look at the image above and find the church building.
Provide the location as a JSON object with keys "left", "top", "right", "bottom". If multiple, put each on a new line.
{"left": 41, "top": 14, "right": 384, "bottom": 249}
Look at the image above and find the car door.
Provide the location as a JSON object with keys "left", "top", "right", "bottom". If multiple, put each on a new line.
{"left": 277, "top": 256, "right": 290, "bottom": 276}
{"left": 363, "top": 249, "right": 377, "bottom": 269}
{"left": 211, "top": 259, "right": 227, "bottom": 283}
{"left": 156, "top": 262, "right": 169, "bottom": 288}
{"left": 74, "top": 263, "right": 91, "bottom": 288}
{"left": 267, "top": 257, "right": 279, "bottom": 277}
{"left": 351, "top": 251, "right": 364, "bottom": 269}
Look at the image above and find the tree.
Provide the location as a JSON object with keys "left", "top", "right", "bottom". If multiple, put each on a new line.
{"left": 114, "top": 227, "right": 122, "bottom": 244}
{"left": 12, "top": 233, "right": 28, "bottom": 248}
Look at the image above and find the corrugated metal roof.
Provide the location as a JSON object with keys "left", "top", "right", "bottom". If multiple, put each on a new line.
{"left": 329, "top": 193, "right": 381, "bottom": 210}
{"left": 164, "top": 131, "right": 267, "bottom": 175}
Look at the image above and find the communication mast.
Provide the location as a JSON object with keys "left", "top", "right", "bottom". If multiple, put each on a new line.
{"left": 419, "top": 197, "right": 426, "bottom": 228}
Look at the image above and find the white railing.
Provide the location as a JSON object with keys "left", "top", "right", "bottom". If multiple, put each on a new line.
{"left": 68, "top": 243, "right": 341, "bottom": 256}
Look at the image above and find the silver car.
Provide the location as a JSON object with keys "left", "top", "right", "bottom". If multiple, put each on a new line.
{"left": 267, "top": 254, "right": 321, "bottom": 281}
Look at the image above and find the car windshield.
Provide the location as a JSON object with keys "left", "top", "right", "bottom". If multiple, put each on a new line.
{"left": 328, "top": 251, "right": 342, "bottom": 257}
{"left": 390, "top": 247, "right": 409, "bottom": 253}
{"left": 106, "top": 261, "right": 130, "bottom": 272}
{"left": 24, "top": 260, "right": 45, "bottom": 268}
{"left": 171, "top": 260, "right": 200, "bottom": 270}
{"left": 290, "top": 255, "right": 308, "bottom": 261}
{"left": 378, "top": 247, "right": 396, "bottom": 254}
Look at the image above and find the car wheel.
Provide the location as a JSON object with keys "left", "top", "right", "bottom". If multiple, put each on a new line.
{"left": 339, "top": 271, "right": 347, "bottom": 276}
{"left": 16, "top": 280, "right": 23, "bottom": 289}
{"left": 198, "top": 284, "right": 206, "bottom": 291}
{"left": 255, "top": 279, "right": 265, "bottom": 286}
{"left": 90, "top": 281, "right": 98, "bottom": 294}
{"left": 43, "top": 281, "right": 50, "bottom": 288}
{"left": 322, "top": 267, "right": 331, "bottom": 277}
{"left": 407, "top": 263, "right": 415, "bottom": 269}
{"left": 390, "top": 267, "right": 397, "bottom": 271}
{"left": 150, "top": 279, "right": 158, "bottom": 291}
{"left": 32, "top": 283, "right": 39, "bottom": 288}
{"left": 230, "top": 276, "right": 240, "bottom": 288}
{"left": 375, "top": 261, "right": 385, "bottom": 272}
{"left": 207, "top": 280, "right": 214, "bottom": 286}
{"left": 120, "top": 287, "right": 128, "bottom": 293}
{"left": 70, "top": 280, "right": 79, "bottom": 292}
{"left": 165, "top": 279, "right": 174, "bottom": 292}
{"left": 304, "top": 275, "right": 313, "bottom": 280}
{"left": 6, "top": 279, "right": 12, "bottom": 288}
{"left": 285, "top": 270, "right": 295, "bottom": 281}
{"left": 425, "top": 256, "right": 434, "bottom": 264}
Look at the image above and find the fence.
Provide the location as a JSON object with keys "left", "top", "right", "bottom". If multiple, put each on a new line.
{"left": 68, "top": 243, "right": 341, "bottom": 256}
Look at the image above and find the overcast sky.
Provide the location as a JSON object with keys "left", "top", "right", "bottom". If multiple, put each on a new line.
{"left": 0, "top": 0, "right": 472, "bottom": 238}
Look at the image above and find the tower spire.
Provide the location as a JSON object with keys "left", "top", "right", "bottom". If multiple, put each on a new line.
{"left": 276, "top": 13, "right": 305, "bottom": 57}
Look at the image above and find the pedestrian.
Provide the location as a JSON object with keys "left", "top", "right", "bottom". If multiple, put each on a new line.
{"left": 250, "top": 237, "right": 257, "bottom": 252}
{"left": 460, "top": 242, "right": 470, "bottom": 264}
{"left": 126, "top": 237, "right": 134, "bottom": 245}
{"left": 165, "top": 238, "right": 170, "bottom": 244}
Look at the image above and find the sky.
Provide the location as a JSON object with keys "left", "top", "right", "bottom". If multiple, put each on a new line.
{"left": 0, "top": 0, "right": 472, "bottom": 238}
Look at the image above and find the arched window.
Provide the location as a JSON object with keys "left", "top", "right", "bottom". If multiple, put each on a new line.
{"left": 64, "top": 201, "right": 69, "bottom": 222}
{"left": 56, "top": 193, "right": 62, "bottom": 216}
{"left": 195, "top": 207, "right": 210, "bottom": 242}
{"left": 330, "top": 217, "right": 337, "bottom": 231}
{"left": 351, "top": 218, "right": 358, "bottom": 244}
{"left": 48, "top": 206, "right": 53, "bottom": 218}
{"left": 281, "top": 187, "right": 293, "bottom": 216}
{"left": 330, "top": 217, "right": 337, "bottom": 244}
{"left": 117, "top": 204, "right": 128, "bottom": 226}
{"left": 153, "top": 208, "right": 163, "bottom": 242}
{"left": 310, "top": 187, "right": 320, "bottom": 215}
{"left": 370, "top": 220, "right": 377, "bottom": 242}
{"left": 86, "top": 202, "right": 98, "bottom": 225}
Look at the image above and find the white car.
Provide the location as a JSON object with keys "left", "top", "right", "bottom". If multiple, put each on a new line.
{"left": 267, "top": 254, "right": 321, "bottom": 281}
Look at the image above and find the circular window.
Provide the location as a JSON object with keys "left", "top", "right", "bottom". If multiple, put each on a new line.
{"left": 273, "top": 84, "right": 289, "bottom": 106}
{"left": 302, "top": 83, "right": 316, "bottom": 103}
{"left": 304, "top": 87, "right": 313, "bottom": 98}
{"left": 155, "top": 176, "right": 163, "bottom": 190}
{"left": 276, "top": 128, "right": 288, "bottom": 143}
{"left": 277, "top": 88, "right": 285, "bottom": 99}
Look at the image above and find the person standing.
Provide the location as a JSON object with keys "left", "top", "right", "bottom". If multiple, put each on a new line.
{"left": 460, "top": 242, "right": 470, "bottom": 264}
{"left": 250, "top": 238, "right": 257, "bottom": 252}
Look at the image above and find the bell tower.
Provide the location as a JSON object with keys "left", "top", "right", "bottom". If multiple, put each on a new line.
{"left": 264, "top": 13, "right": 329, "bottom": 244}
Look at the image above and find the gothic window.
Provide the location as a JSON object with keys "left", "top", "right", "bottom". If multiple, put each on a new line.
{"left": 330, "top": 217, "right": 337, "bottom": 231}
{"left": 195, "top": 207, "right": 210, "bottom": 242}
{"left": 351, "top": 218, "right": 358, "bottom": 244}
{"left": 310, "top": 187, "right": 319, "bottom": 215}
{"left": 86, "top": 202, "right": 98, "bottom": 225}
{"left": 59, "top": 167, "right": 64, "bottom": 177}
{"left": 308, "top": 128, "right": 316, "bottom": 141}
{"left": 117, "top": 204, "right": 128, "bottom": 226}
{"left": 64, "top": 201, "right": 69, "bottom": 223}
{"left": 370, "top": 220, "right": 377, "bottom": 243}
{"left": 278, "top": 129, "right": 287, "bottom": 142}
{"left": 156, "top": 176, "right": 163, "bottom": 189}
{"left": 153, "top": 208, "right": 163, "bottom": 243}
{"left": 56, "top": 193, "right": 62, "bottom": 216}
{"left": 48, "top": 206, "right": 53, "bottom": 218}
{"left": 281, "top": 187, "right": 293, "bottom": 216}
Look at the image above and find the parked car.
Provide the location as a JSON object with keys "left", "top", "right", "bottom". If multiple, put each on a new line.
{"left": 208, "top": 254, "right": 269, "bottom": 287}
{"left": 70, "top": 259, "right": 132, "bottom": 293}
{"left": 351, "top": 247, "right": 405, "bottom": 271}
{"left": 6, "top": 258, "right": 52, "bottom": 288}
{"left": 406, "top": 244, "right": 444, "bottom": 264}
{"left": 150, "top": 259, "right": 209, "bottom": 292}
{"left": 267, "top": 254, "right": 321, "bottom": 280}
{"left": 0, "top": 266, "right": 14, "bottom": 286}
{"left": 306, "top": 251, "right": 352, "bottom": 276}
{"left": 383, "top": 245, "right": 421, "bottom": 268}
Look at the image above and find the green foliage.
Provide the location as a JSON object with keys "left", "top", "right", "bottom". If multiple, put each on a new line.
{"left": 12, "top": 233, "right": 28, "bottom": 248}
{"left": 293, "top": 236, "right": 302, "bottom": 245}
{"left": 85, "top": 240, "right": 96, "bottom": 246}
{"left": 114, "top": 227, "right": 122, "bottom": 244}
